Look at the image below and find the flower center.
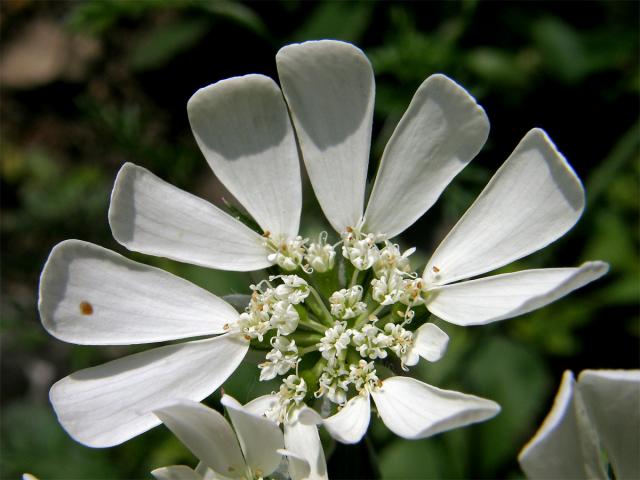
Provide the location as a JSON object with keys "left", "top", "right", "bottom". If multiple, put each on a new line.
{"left": 236, "top": 228, "right": 435, "bottom": 420}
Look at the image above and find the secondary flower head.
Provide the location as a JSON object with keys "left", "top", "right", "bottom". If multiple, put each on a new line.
{"left": 151, "top": 395, "right": 309, "bottom": 480}
{"left": 519, "top": 369, "right": 640, "bottom": 480}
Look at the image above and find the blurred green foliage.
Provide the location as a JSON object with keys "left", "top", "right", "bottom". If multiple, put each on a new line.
{"left": 1, "top": 1, "right": 638, "bottom": 479}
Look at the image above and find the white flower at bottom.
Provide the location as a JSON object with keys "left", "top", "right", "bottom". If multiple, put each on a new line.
{"left": 152, "top": 395, "right": 287, "bottom": 480}
{"left": 518, "top": 369, "right": 640, "bottom": 480}
{"left": 38, "top": 240, "right": 250, "bottom": 448}
{"left": 244, "top": 395, "right": 328, "bottom": 480}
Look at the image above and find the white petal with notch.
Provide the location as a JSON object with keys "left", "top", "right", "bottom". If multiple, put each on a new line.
{"left": 364, "top": 74, "right": 489, "bottom": 238}
{"left": 410, "top": 322, "right": 449, "bottom": 364}
{"left": 370, "top": 376, "right": 500, "bottom": 439}
{"left": 425, "top": 128, "right": 585, "bottom": 285}
{"left": 427, "top": 262, "right": 608, "bottom": 326}
{"left": 109, "top": 163, "right": 271, "bottom": 271}
{"left": 188, "top": 74, "right": 301, "bottom": 239}
{"left": 50, "top": 334, "right": 249, "bottom": 447}
{"left": 322, "top": 394, "right": 370, "bottom": 444}
{"left": 39, "top": 240, "right": 239, "bottom": 345}
{"left": 277, "top": 40, "right": 374, "bottom": 233}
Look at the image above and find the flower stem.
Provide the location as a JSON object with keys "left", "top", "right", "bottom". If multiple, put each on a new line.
{"left": 307, "top": 286, "right": 334, "bottom": 326}
{"left": 349, "top": 268, "right": 360, "bottom": 289}
{"left": 354, "top": 304, "right": 384, "bottom": 329}
{"left": 298, "top": 316, "right": 328, "bottom": 334}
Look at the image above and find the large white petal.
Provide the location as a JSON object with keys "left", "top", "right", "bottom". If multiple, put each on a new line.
{"left": 364, "top": 74, "right": 489, "bottom": 238}
{"left": 187, "top": 74, "right": 301, "bottom": 238}
{"left": 518, "top": 371, "right": 606, "bottom": 480}
{"left": 277, "top": 40, "right": 374, "bottom": 233}
{"left": 151, "top": 466, "right": 205, "bottom": 480}
{"left": 38, "top": 240, "right": 239, "bottom": 345}
{"left": 50, "top": 334, "right": 249, "bottom": 447}
{"left": 109, "top": 163, "right": 271, "bottom": 271}
{"left": 154, "top": 401, "right": 246, "bottom": 478}
{"left": 578, "top": 370, "right": 640, "bottom": 480}
{"left": 425, "top": 128, "right": 585, "bottom": 285}
{"left": 322, "top": 394, "right": 370, "bottom": 444}
{"left": 370, "top": 376, "right": 500, "bottom": 439}
{"left": 409, "top": 322, "right": 449, "bottom": 364}
{"left": 427, "top": 261, "right": 608, "bottom": 326}
{"left": 284, "top": 422, "right": 328, "bottom": 480}
{"left": 221, "top": 395, "right": 284, "bottom": 476}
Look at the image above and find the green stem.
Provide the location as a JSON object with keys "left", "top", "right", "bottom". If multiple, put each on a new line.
{"left": 307, "top": 286, "right": 334, "bottom": 326}
{"left": 349, "top": 268, "right": 360, "bottom": 289}
{"left": 354, "top": 304, "right": 384, "bottom": 329}
{"left": 298, "top": 316, "right": 327, "bottom": 334}
{"left": 299, "top": 344, "right": 320, "bottom": 355}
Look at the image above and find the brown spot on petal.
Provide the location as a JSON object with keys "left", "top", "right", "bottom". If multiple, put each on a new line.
{"left": 432, "top": 265, "right": 440, "bottom": 273}
{"left": 79, "top": 301, "right": 93, "bottom": 315}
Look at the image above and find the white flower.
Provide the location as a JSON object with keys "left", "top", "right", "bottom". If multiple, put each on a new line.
{"left": 151, "top": 395, "right": 304, "bottom": 480}
{"left": 38, "top": 240, "right": 250, "bottom": 448}
{"left": 385, "top": 322, "right": 449, "bottom": 368}
{"left": 371, "top": 273, "right": 404, "bottom": 306}
{"left": 329, "top": 286, "right": 367, "bottom": 319}
{"left": 519, "top": 369, "right": 640, "bottom": 480}
{"left": 305, "top": 232, "right": 336, "bottom": 273}
{"left": 351, "top": 325, "right": 391, "bottom": 360}
{"left": 243, "top": 395, "right": 328, "bottom": 480}
{"left": 318, "top": 321, "right": 351, "bottom": 365}
{"left": 40, "top": 39, "right": 609, "bottom": 457}
{"left": 273, "top": 275, "right": 310, "bottom": 304}
{"left": 269, "top": 301, "right": 300, "bottom": 335}
{"left": 259, "top": 337, "right": 299, "bottom": 381}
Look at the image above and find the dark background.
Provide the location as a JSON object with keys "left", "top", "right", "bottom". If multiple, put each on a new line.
{"left": 2, "top": 1, "right": 638, "bottom": 478}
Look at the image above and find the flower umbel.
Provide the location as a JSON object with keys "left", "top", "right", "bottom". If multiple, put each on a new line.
{"left": 38, "top": 40, "right": 608, "bottom": 456}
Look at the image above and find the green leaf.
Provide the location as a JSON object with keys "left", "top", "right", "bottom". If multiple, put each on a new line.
{"left": 532, "top": 17, "right": 587, "bottom": 83}
{"left": 128, "top": 19, "right": 211, "bottom": 72}
{"left": 291, "top": 2, "right": 374, "bottom": 43}
{"left": 463, "top": 336, "right": 552, "bottom": 475}
{"left": 1, "top": 403, "right": 118, "bottom": 479}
